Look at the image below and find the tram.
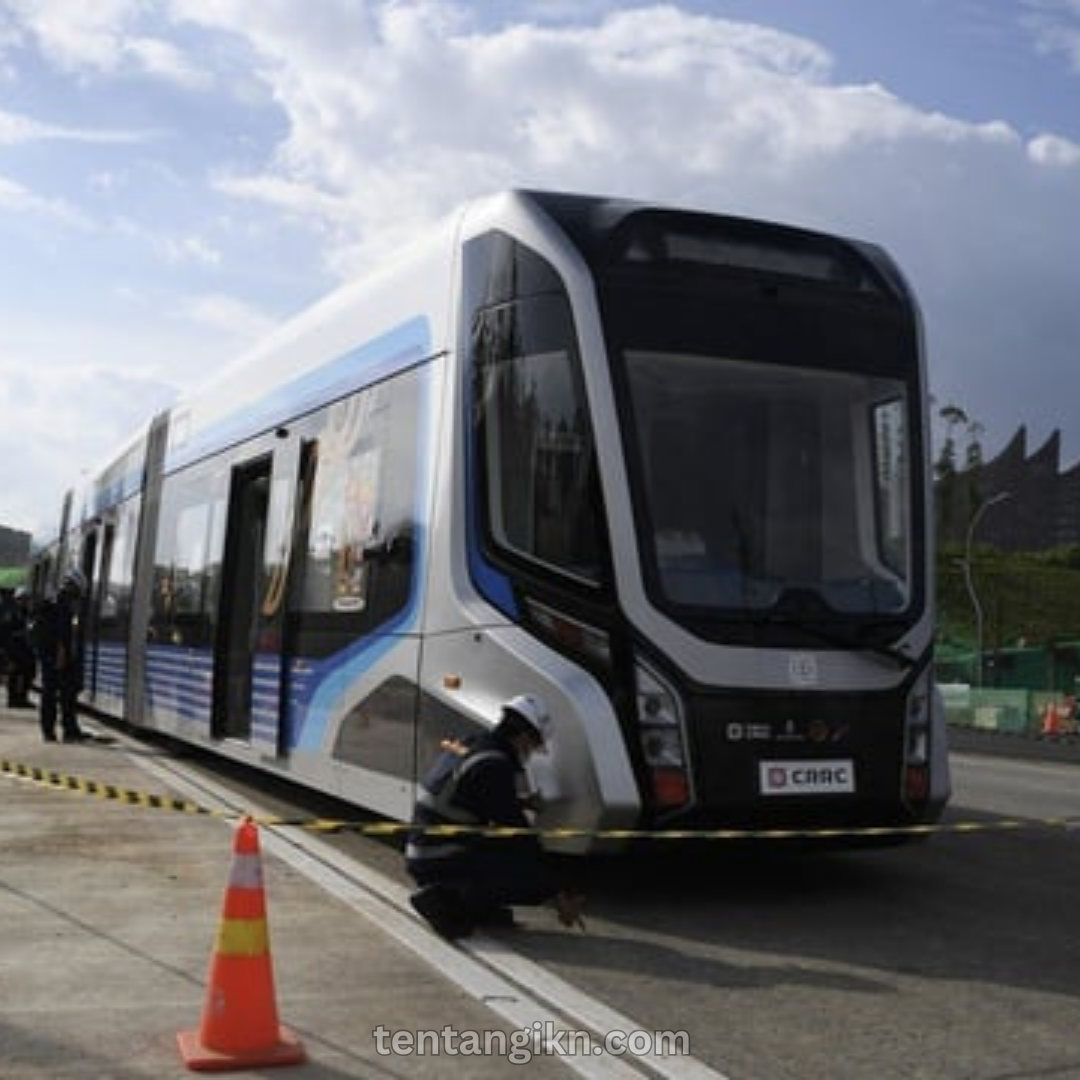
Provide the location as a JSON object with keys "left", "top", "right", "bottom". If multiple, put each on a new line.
{"left": 39, "top": 190, "right": 950, "bottom": 849}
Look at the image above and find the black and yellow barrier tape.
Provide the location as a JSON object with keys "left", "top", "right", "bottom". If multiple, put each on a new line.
{"left": 3, "top": 756, "right": 1079, "bottom": 841}
{"left": 1, "top": 758, "right": 216, "bottom": 817}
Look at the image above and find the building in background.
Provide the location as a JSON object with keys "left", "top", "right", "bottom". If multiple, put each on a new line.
{"left": 0, "top": 524, "right": 31, "bottom": 568}
{"left": 936, "top": 427, "right": 1080, "bottom": 552}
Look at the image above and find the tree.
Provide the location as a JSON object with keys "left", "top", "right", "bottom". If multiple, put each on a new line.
{"left": 935, "top": 404, "right": 969, "bottom": 539}
{"left": 964, "top": 419, "right": 984, "bottom": 472}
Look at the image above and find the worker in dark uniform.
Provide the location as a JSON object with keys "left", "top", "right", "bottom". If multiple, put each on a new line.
{"left": 4, "top": 588, "right": 37, "bottom": 707}
{"left": 406, "top": 694, "right": 584, "bottom": 939}
{"left": 33, "top": 569, "right": 89, "bottom": 743}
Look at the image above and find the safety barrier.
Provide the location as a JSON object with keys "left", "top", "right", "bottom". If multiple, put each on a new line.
{"left": 942, "top": 683, "right": 1080, "bottom": 736}
{"left": 3, "top": 755, "right": 1079, "bottom": 842}
{"left": 177, "top": 816, "right": 305, "bottom": 1071}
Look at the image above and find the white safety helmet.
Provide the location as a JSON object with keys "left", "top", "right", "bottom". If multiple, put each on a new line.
{"left": 502, "top": 694, "right": 551, "bottom": 745}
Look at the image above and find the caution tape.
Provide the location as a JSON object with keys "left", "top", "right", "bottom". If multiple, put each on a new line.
{"left": 3, "top": 755, "right": 1079, "bottom": 841}
{"left": 1, "top": 758, "right": 216, "bottom": 817}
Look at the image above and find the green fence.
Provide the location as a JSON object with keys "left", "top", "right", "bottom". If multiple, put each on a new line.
{"left": 940, "top": 683, "right": 1077, "bottom": 734}
{"left": 935, "top": 641, "right": 1080, "bottom": 695}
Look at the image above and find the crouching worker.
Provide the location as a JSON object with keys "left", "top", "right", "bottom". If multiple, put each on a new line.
{"left": 406, "top": 694, "right": 584, "bottom": 939}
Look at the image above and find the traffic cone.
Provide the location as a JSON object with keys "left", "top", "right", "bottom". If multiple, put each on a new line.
{"left": 1041, "top": 701, "right": 1061, "bottom": 737}
{"left": 177, "top": 817, "right": 305, "bottom": 1072}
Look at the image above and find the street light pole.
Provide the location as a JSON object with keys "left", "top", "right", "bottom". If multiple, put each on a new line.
{"left": 962, "top": 491, "right": 1012, "bottom": 687}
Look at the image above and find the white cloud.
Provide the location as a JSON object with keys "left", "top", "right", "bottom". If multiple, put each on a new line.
{"left": 212, "top": 172, "right": 351, "bottom": 225}
{"left": 1025, "top": 0, "right": 1080, "bottom": 71}
{"left": 123, "top": 34, "right": 212, "bottom": 90}
{"left": 160, "top": 233, "right": 222, "bottom": 267}
{"left": 1, "top": 0, "right": 212, "bottom": 89}
{"left": 0, "top": 173, "right": 91, "bottom": 225}
{"left": 6, "top": 0, "right": 141, "bottom": 72}
{"left": 1028, "top": 131, "right": 1080, "bottom": 166}
{"left": 104, "top": 215, "right": 223, "bottom": 268}
{"left": 0, "top": 104, "right": 153, "bottom": 145}
{"left": 174, "top": 1, "right": 1080, "bottom": 470}
{"left": 2, "top": 1, "right": 1079, "bottom": 527}
{"left": 153, "top": 5, "right": 862, "bottom": 272}
{"left": 0, "top": 291, "right": 273, "bottom": 532}
{"left": 0, "top": 351, "right": 175, "bottom": 535}
{"left": 166, "top": 6, "right": 1072, "bottom": 265}
{"left": 179, "top": 292, "right": 278, "bottom": 340}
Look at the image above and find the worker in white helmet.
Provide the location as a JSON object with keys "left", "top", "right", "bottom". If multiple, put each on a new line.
{"left": 406, "top": 694, "right": 584, "bottom": 939}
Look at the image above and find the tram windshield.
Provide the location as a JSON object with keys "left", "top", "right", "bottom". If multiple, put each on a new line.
{"left": 624, "top": 350, "right": 913, "bottom": 620}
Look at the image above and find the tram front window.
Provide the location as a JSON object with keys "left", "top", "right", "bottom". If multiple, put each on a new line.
{"left": 625, "top": 351, "right": 912, "bottom": 620}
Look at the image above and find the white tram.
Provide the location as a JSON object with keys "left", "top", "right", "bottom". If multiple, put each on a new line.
{"left": 41, "top": 191, "right": 950, "bottom": 848}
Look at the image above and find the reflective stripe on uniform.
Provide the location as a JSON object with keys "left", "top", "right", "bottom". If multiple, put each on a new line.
{"left": 408, "top": 748, "right": 512, "bottom": 864}
{"left": 417, "top": 748, "right": 508, "bottom": 825}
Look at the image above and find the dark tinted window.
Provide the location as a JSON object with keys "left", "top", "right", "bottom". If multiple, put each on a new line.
{"left": 472, "top": 293, "right": 605, "bottom": 586}
{"left": 288, "top": 369, "right": 421, "bottom": 657}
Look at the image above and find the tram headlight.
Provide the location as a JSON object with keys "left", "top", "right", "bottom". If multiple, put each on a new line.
{"left": 642, "top": 727, "right": 683, "bottom": 767}
{"left": 905, "top": 669, "right": 932, "bottom": 766}
{"left": 903, "top": 668, "right": 933, "bottom": 805}
{"left": 635, "top": 660, "right": 691, "bottom": 810}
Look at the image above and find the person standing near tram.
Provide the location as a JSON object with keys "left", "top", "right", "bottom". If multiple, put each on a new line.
{"left": 1, "top": 587, "right": 37, "bottom": 708}
{"left": 33, "top": 569, "right": 89, "bottom": 743}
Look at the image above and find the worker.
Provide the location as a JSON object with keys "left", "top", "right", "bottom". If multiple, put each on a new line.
{"left": 4, "top": 587, "right": 37, "bottom": 707}
{"left": 406, "top": 694, "right": 584, "bottom": 939}
{"left": 33, "top": 569, "right": 89, "bottom": 743}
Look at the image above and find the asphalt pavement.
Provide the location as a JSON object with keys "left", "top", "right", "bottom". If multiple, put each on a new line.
{"left": 946, "top": 722, "right": 1080, "bottom": 764}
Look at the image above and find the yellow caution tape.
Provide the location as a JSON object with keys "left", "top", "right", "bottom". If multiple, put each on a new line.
{"left": 0, "top": 758, "right": 215, "bottom": 816}
{"left": 2, "top": 756, "right": 1078, "bottom": 841}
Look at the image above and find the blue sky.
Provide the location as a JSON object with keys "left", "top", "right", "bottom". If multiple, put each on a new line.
{"left": 1, "top": 0, "right": 1079, "bottom": 535}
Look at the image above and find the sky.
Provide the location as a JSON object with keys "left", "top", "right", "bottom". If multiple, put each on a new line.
{"left": 1, "top": 0, "right": 1078, "bottom": 538}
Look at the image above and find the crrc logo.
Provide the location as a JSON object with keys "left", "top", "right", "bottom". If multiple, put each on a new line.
{"left": 760, "top": 759, "right": 856, "bottom": 795}
{"left": 767, "top": 765, "right": 789, "bottom": 788}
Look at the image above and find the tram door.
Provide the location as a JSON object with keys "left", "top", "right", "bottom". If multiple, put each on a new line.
{"left": 213, "top": 457, "right": 272, "bottom": 743}
{"left": 84, "top": 522, "right": 114, "bottom": 701}
{"left": 76, "top": 530, "right": 99, "bottom": 697}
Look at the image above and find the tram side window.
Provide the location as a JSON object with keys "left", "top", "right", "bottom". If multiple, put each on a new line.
{"left": 97, "top": 499, "right": 140, "bottom": 642}
{"left": 472, "top": 294, "right": 605, "bottom": 586}
{"left": 149, "top": 462, "right": 228, "bottom": 648}
{"left": 289, "top": 371, "right": 420, "bottom": 656}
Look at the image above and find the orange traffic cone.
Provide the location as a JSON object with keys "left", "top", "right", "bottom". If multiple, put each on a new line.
{"left": 177, "top": 817, "right": 305, "bottom": 1072}
{"left": 1042, "top": 701, "right": 1061, "bottom": 736}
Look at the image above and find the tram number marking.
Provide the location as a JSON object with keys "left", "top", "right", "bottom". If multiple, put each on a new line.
{"left": 760, "top": 759, "right": 855, "bottom": 796}
{"left": 726, "top": 722, "right": 773, "bottom": 742}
